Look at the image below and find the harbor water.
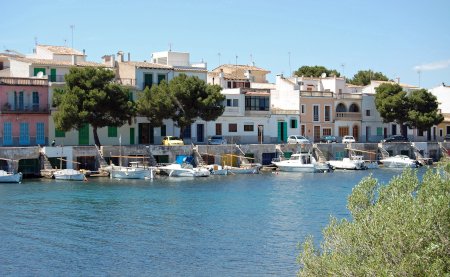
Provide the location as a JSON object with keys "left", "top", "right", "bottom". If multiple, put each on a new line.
{"left": 0, "top": 168, "right": 429, "bottom": 276}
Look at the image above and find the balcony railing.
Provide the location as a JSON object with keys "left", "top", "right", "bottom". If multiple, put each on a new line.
{"left": 335, "top": 112, "right": 361, "bottom": 120}
{"left": 0, "top": 77, "right": 48, "bottom": 86}
{"left": 337, "top": 93, "right": 362, "bottom": 99}
{"left": 300, "top": 91, "right": 334, "bottom": 97}
{"left": 115, "top": 78, "right": 137, "bottom": 87}
{"left": 271, "top": 108, "right": 300, "bottom": 115}
{"left": 48, "top": 75, "right": 65, "bottom": 83}
{"left": 1, "top": 104, "right": 50, "bottom": 114}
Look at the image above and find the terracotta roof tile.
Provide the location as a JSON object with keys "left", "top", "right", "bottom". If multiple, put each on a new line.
{"left": 38, "top": 45, "right": 84, "bottom": 56}
{"left": 11, "top": 57, "right": 108, "bottom": 67}
{"left": 211, "top": 64, "right": 270, "bottom": 73}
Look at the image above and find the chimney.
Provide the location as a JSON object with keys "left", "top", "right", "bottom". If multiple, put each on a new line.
{"left": 219, "top": 68, "right": 224, "bottom": 79}
{"left": 71, "top": 54, "right": 77, "bottom": 65}
{"left": 83, "top": 49, "right": 86, "bottom": 56}
{"left": 127, "top": 52, "right": 130, "bottom": 62}
{"left": 117, "top": 51, "right": 124, "bottom": 62}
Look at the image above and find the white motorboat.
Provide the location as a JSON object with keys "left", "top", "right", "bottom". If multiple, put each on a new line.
{"left": 204, "top": 164, "right": 229, "bottom": 175}
{"left": 328, "top": 155, "right": 367, "bottom": 170}
{"left": 110, "top": 162, "right": 155, "bottom": 179}
{"left": 0, "top": 170, "right": 23, "bottom": 183}
{"left": 159, "top": 163, "right": 210, "bottom": 177}
{"left": 53, "top": 169, "right": 86, "bottom": 181}
{"left": 379, "top": 155, "right": 419, "bottom": 168}
{"left": 272, "top": 153, "right": 331, "bottom": 173}
{"left": 224, "top": 164, "right": 261, "bottom": 174}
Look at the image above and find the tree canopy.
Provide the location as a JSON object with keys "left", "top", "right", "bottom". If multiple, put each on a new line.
{"left": 348, "top": 70, "right": 389, "bottom": 86}
{"left": 53, "top": 67, "right": 135, "bottom": 146}
{"left": 297, "top": 168, "right": 450, "bottom": 276}
{"left": 137, "top": 74, "right": 225, "bottom": 138}
{"left": 294, "top": 66, "right": 341, "bottom": 78}
{"left": 374, "top": 83, "right": 443, "bottom": 135}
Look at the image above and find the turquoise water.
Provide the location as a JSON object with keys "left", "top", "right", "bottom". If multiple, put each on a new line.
{"left": 0, "top": 168, "right": 428, "bottom": 276}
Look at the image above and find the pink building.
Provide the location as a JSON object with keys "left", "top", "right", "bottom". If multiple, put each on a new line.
{"left": 0, "top": 77, "right": 50, "bottom": 146}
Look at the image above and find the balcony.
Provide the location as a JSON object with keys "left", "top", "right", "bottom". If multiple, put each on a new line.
{"left": 115, "top": 78, "right": 137, "bottom": 87}
{"left": 48, "top": 75, "right": 66, "bottom": 83}
{"left": 271, "top": 108, "right": 300, "bottom": 115}
{"left": 0, "top": 77, "right": 48, "bottom": 86}
{"left": 1, "top": 104, "right": 50, "bottom": 114}
{"left": 335, "top": 112, "right": 361, "bottom": 121}
{"left": 300, "top": 91, "right": 334, "bottom": 97}
{"left": 337, "top": 93, "right": 362, "bottom": 100}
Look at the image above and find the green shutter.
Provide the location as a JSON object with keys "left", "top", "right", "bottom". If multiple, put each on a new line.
{"left": 108, "top": 126, "right": 117, "bottom": 137}
{"left": 55, "top": 128, "right": 66, "bottom": 137}
{"left": 34, "top": 68, "right": 46, "bottom": 76}
{"left": 50, "top": 68, "right": 56, "bottom": 82}
{"left": 78, "top": 124, "right": 89, "bottom": 145}
{"left": 130, "top": 128, "right": 135, "bottom": 145}
{"left": 377, "top": 127, "right": 383, "bottom": 136}
{"left": 144, "top": 74, "right": 153, "bottom": 88}
{"left": 157, "top": 74, "right": 166, "bottom": 84}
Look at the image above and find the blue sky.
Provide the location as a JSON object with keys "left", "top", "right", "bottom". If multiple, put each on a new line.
{"left": 1, "top": 0, "right": 449, "bottom": 88}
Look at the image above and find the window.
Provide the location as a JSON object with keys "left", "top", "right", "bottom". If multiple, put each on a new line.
{"left": 338, "top": 89, "right": 342, "bottom": 94}
{"left": 108, "top": 126, "right": 118, "bottom": 137}
{"left": 157, "top": 74, "right": 166, "bottom": 84}
{"left": 244, "top": 124, "right": 254, "bottom": 132}
{"left": 418, "top": 129, "right": 424, "bottom": 136}
{"left": 447, "top": 125, "right": 450, "bottom": 135}
{"left": 290, "top": 119, "right": 297, "bottom": 128}
{"left": 233, "top": 99, "right": 238, "bottom": 107}
{"left": 245, "top": 96, "right": 269, "bottom": 111}
{"left": 376, "top": 127, "right": 383, "bottom": 136}
{"left": 366, "top": 110, "right": 371, "bottom": 116}
{"left": 226, "top": 99, "right": 239, "bottom": 107}
{"left": 32, "top": 91, "right": 39, "bottom": 111}
{"left": 19, "top": 123, "right": 29, "bottom": 145}
{"left": 161, "top": 125, "right": 166, "bottom": 136}
{"left": 227, "top": 81, "right": 232, "bottom": 88}
{"left": 322, "top": 128, "right": 331, "bottom": 136}
{"left": 36, "top": 122, "right": 45, "bottom": 145}
{"left": 324, "top": 106, "right": 331, "bottom": 122}
{"left": 349, "top": 103, "right": 359, "bottom": 112}
{"left": 144, "top": 73, "right": 153, "bottom": 88}
{"left": 313, "top": 105, "right": 319, "bottom": 122}
{"left": 339, "top": 126, "right": 349, "bottom": 137}
{"left": 19, "top": 91, "right": 24, "bottom": 110}
{"left": 439, "top": 129, "right": 443, "bottom": 137}
{"left": 3, "top": 122, "right": 12, "bottom": 145}
{"left": 183, "top": 125, "right": 192, "bottom": 138}
{"left": 301, "top": 104, "right": 305, "bottom": 114}
{"left": 33, "top": 68, "right": 46, "bottom": 76}
{"left": 55, "top": 128, "right": 66, "bottom": 137}
{"left": 229, "top": 123, "right": 237, "bottom": 132}
{"left": 216, "top": 123, "right": 222, "bottom": 135}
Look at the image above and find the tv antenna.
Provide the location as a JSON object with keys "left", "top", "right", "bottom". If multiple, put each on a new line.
{"left": 288, "top": 51, "right": 291, "bottom": 77}
{"left": 70, "top": 25, "right": 75, "bottom": 49}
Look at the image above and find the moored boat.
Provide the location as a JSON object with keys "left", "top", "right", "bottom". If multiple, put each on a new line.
{"left": 328, "top": 155, "right": 367, "bottom": 170}
{"left": 53, "top": 169, "right": 86, "bottom": 181}
{"left": 159, "top": 163, "right": 210, "bottom": 177}
{"left": 272, "top": 152, "right": 332, "bottom": 173}
{"left": 109, "top": 162, "right": 155, "bottom": 179}
{"left": 0, "top": 170, "right": 23, "bottom": 183}
{"left": 379, "top": 155, "right": 419, "bottom": 168}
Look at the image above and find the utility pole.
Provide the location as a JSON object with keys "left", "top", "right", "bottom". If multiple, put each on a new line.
{"left": 70, "top": 25, "right": 75, "bottom": 49}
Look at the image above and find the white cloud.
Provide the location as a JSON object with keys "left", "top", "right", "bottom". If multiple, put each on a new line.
{"left": 413, "top": 59, "right": 450, "bottom": 72}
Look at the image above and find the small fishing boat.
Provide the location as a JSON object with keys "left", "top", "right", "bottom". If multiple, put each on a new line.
{"left": 272, "top": 152, "right": 332, "bottom": 173}
{"left": 379, "top": 155, "right": 419, "bottom": 168}
{"left": 110, "top": 162, "right": 155, "bottom": 179}
{"left": 328, "top": 155, "right": 367, "bottom": 170}
{"left": 53, "top": 169, "right": 86, "bottom": 181}
{"left": 159, "top": 163, "right": 210, "bottom": 177}
{"left": 0, "top": 170, "right": 23, "bottom": 183}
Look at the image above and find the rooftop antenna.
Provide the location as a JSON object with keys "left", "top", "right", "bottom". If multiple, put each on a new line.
{"left": 250, "top": 53, "right": 253, "bottom": 65}
{"left": 217, "top": 52, "right": 221, "bottom": 66}
{"left": 288, "top": 51, "right": 291, "bottom": 77}
{"left": 169, "top": 42, "right": 172, "bottom": 52}
{"left": 417, "top": 69, "right": 421, "bottom": 87}
{"left": 70, "top": 25, "right": 75, "bottom": 49}
{"left": 341, "top": 63, "right": 345, "bottom": 77}
{"left": 34, "top": 36, "right": 38, "bottom": 46}
{"left": 64, "top": 39, "right": 67, "bottom": 46}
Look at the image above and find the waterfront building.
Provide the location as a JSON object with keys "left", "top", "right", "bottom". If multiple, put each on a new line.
{"left": 205, "top": 64, "right": 301, "bottom": 144}
{"left": 0, "top": 77, "right": 50, "bottom": 146}
{"left": 361, "top": 80, "right": 420, "bottom": 142}
{"left": 429, "top": 83, "right": 450, "bottom": 141}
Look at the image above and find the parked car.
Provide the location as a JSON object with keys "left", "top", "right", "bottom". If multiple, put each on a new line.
{"left": 208, "top": 135, "right": 227, "bottom": 145}
{"left": 162, "top": 136, "right": 184, "bottom": 146}
{"left": 320, "top": 135, "right": 337, "bottom": 143}
{"left": 381, "top": 135, "right": 410, "bottom": 143}
{"left": 287, "top": 135, "right": 311, "bottom": 144}
{"left": 342, "top": 135, "right": 356, "bottom": 143}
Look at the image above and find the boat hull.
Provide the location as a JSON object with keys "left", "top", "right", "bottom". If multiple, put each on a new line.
{"left": 110, "top": 167, "right": 154, "bottom": 179}
{"left": 272, "top": 162, "right": 319, "bottom": 172}
{"left": 159, "top": 164, "right": 210, "bottom": 177}
{"left": 328, "top": 159, "right": 366, "bottom": 170}
{"left": 53, "top": 169, "right": 85, "bottom": 181}
{"left": 0, "top": 172, "right": 23, "bottom": 183}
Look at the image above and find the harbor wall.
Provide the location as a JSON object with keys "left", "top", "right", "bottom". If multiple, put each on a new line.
{"left": 1, "top": 142, "right": 448, "bottom": 173}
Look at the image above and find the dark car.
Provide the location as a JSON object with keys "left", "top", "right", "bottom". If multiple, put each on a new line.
{"left": 381, "top": 135, "right": 410, "bottom": 143}
{"left": 320, "top": 135, "right": 337, "bottom": 143}
{"left": 444, "top": 134, "right": 450, "bottom": 142}
{"left": 208, "top": 135, "right": 227, "bottom": 145}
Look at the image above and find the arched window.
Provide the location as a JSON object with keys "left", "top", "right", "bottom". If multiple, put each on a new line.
{"left": 349, "top": 103, "right": 359, "bottom": 112}
{"left": 336, "top": 103, "right": 346, "bottom": 112}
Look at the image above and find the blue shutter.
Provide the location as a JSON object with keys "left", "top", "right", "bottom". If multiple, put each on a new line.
{"left": 3, "top": 122, "right": 12, "bottom": 145}
{"left": 36, "top": 122, "right": 45, "bottom": 145}
{"left": 19, "top": 123, "right": 29, "bottom": 145}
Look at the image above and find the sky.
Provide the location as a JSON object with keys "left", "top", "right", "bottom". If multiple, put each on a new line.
{"left": 1, "top": 0, "right": 449, "bottom": 89}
